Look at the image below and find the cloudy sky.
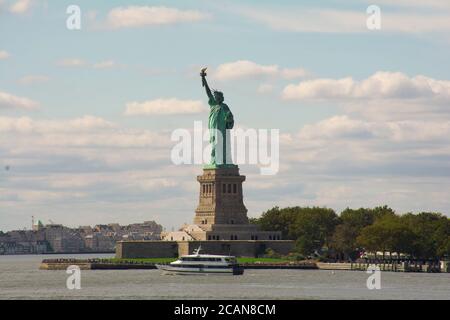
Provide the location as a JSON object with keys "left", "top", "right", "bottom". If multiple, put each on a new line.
{"left": 1, "top": 0, "right": 450, "bottom": 231}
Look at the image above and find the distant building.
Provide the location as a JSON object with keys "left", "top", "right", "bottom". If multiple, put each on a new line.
{"left": 0, "top": 219, "right": 163, "bottom": 255}
{"left": 44, "top": 224, "right": 85, "bottom": 253}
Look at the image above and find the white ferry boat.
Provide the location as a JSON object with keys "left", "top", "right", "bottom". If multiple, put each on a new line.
{"left": 155, "top": 247, "right": 244, "bottom": 275}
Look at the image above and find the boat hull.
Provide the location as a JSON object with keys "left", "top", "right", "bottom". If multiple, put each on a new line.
{"left": 156, "top": 264, "right": 244, "bottom": 275}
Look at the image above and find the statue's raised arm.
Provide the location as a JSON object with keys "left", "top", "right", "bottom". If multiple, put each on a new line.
{"left": 200, "top": 68, "right": 214, "bottom": 101}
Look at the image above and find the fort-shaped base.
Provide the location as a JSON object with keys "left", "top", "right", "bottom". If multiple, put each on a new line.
{"left": 116, "top": 240, "right": 294, "bottom": 259}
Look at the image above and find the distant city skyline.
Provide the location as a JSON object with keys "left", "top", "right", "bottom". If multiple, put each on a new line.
{"left": 1, "top": 0, "right": 450, "bottom": 231}
{"left": 0, "top": 218, "right": 162, "bottom": 254}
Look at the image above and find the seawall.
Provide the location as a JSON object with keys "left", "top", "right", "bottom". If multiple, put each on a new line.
{"left": 116, "top": 240, "right": 295, "bottom": 259}
{"left": 39, "top": 259, "right": 317, "bottom": 270}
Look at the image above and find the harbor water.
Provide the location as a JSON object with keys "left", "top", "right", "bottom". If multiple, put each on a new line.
{"left": 0, "top": 254, "right": 449, "bottom": 300}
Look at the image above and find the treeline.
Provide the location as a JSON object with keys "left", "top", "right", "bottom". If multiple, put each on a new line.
{"left": 251, "top": 206, "right": 450, "bottom": 261}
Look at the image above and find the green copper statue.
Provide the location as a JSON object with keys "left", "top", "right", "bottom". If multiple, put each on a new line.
{"left": 201, "top": 68, "right": 235, "bottom": 167}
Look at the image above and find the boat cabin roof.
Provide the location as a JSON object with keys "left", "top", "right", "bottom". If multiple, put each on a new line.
{"left": 181, "top": 254, "right": 235, "bottom": 259}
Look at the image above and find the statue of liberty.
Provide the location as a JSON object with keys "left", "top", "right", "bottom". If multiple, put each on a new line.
{"left": 200, "top": 68, "right": 235, "bottom": 167}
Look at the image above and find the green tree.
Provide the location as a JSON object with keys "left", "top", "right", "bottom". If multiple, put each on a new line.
{"left": 357, "top": 222, "right": 390, "bottom": 258}
{"left": 248, "top": 217, "right": 259, "bottom": 225}
{"left": 437, "top": 236, "right": 450, "bottom": 258}
{"left": 288, "top": 207, "right": 339, "bottom": 255}
{"left": 254, "top": 206, "right": 339, "bottom": 255}
{"left": 330, "top": 206, "right": 395, "bottom": 260}
{"left": 340, "top": 207, "right": 376, "bottom": 229}
{"left": 357, "top": 214, "right": 416, "bottom": 259}
{"left": 432, "top": 217, "right": 450, "bottom": 259}
{"left": 255, "top": 205, "right": 449, "bottom": 260}
{"left": 388, "top": 218, "right": 416, "bottom": 257}
{"left": 371, "top": 205, "right": 396, "bottom": 221}
{"left": 402, "top": 212, "right": 448, "bottom": 259}
{"left": 253, "top": 206, "right": 298, "bottom": 240}
{"left": 331, "top": 223, "right": 358, "bottom": 260}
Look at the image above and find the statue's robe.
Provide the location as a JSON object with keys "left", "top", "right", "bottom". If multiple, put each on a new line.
{"left": 208, "top": 97, "right": 234, "bottom": 165}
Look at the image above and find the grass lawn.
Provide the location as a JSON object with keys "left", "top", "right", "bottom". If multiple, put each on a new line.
{"left": 237, "top": 257, "right": 292, "bottom": 264}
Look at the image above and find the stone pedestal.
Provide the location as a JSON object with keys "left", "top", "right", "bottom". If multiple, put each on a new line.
{"left": 194, "top": 166, "right": 248, "bottom": 227}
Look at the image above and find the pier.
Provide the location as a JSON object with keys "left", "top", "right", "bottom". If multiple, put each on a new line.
{"left": 318, "top": 259, "right": 449, "bottom": 273}
{"left": 40, "top": 258, "right": 159, "bottom": 270}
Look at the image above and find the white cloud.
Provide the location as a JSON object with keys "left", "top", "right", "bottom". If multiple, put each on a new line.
{"left": 2, "top": 111, "right": 450, "bottom": 230}
{"left": 280, "top": 68, "right": 309, "bottom": 79}
{"left": 214, "top": 60, "right": 278, "bottom": 81}
{"left": 369, "top": 0, "right": 450, "bottom": 10}
{"left": 57, "top": 59, "right": 122, "bottom": 70}
{"left": 299, "top": 115, "right": 374, "bottom": 140}
{"left": 18, "top": 75, "right": 49, "bottom": 85}
{"left": 213, "top": 60, "right": 308, "bottom": 81}
{"left": 56, "top": 58, "right": 87, "bottom": 67}
{"left": 298, "top": 115, "right": 450, "bottom": 142}
{"left": 0, "top": 115, "right": 115, "bottom": 134}
{"left": 40, "top": 172, "right": 177, "bottom": 191}
{"left": 283, "top": 72, "right": 450, "bottom": 102}
{"left": 0, "top": 91, "right": 38, "bottom": 109}
{"left": 238, "top": 6, "right": 450, "bottom": 34}
{"left": 9, "top": 0, "right": 32, "bottom": 14}
{"left": 278, "top": 115, "right": 450, "bottom": 204}
{"left": 0, "top": 114, "right": 190, "bottom": 229}
{"left": 125, "top": 98, "right": 207, "bottom": 116}
{"left": 0, "top": 115, "right": 172, "bottom": 148}
{"left": 0, "top": 50, "right": 10, "bottom": 59}
{"left": 242, "top": 8, "right": 364, "bottom": 33}
{"left": 93, "top": 60, "right": 116, "bottom": 69}
{"left": 283, "top": 77, "right": 355, "bottom": 100}
{"left": 257, "top": 83, "right": 274, "bottom": 94}
{"left": 106, "top": 6, "right": 210, "bottom": 29}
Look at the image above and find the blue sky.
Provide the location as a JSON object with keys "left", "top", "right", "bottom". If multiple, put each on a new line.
{"left": 1, "top": 0, "right": 450, "bottom": 231}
